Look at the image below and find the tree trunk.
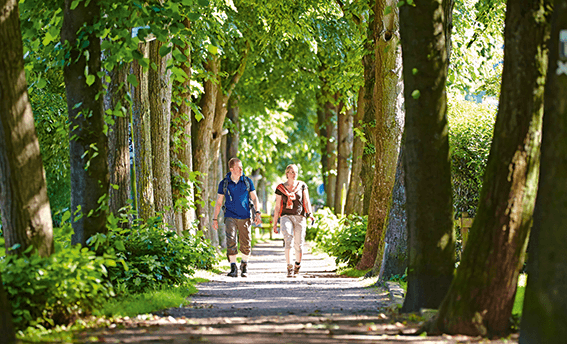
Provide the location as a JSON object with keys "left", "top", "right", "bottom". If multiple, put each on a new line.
{"left": 400, "top": 0, "right": 455, "bottom": 313}
{"left": 226, "top": 99, "right": 240, "bottom": 161}
{"left": 62, "top": 0, "right": 109, "bottom": 246}
{"left": 105, "top": 64, "right": 131, "bottom": 219}
{"left": 171, "top": 19, "right": 195, "bottom": 234}
{"left": 193, "top": 57, "right": 219, "bottom": 239}
{"left": 345, "top": 86, "right": 365, "bottom": 216}
{"left": 431, "top": 0, "right": 550, "bottom": 336}
{"left": 0, "top": 272, "right": 15, "bottom": 344}
{"left": 356, "top": 0, "right": 403, "bottom": 271}
{"left": 520, "top": 2, "right": 566, "bottom": 342}
{"left": 0, "top": 0, "right": 53, "bottom": 257}
{"left": 360, "top": 4, "right": 378, "bottom": 217}
{"left": 149, "top": 39, "right": 175, "bottom": 229}
{"left": 325, "top": 100, "right": 338, "bottom": 210}
{"left": 132, "top": 42, "right": 155, "bottom": 221}
{"left": 373, "top": 145, "right": 408, "bottom": 281}
{"left": 334, "top": 104, "right": 352, "bottom": 215}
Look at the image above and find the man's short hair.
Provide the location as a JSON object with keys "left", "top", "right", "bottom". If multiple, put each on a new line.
{"left": 228, "top": 157, "right": 241, "bottom": 169}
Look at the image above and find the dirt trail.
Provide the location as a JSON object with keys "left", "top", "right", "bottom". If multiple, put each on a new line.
{"left": 78, "top": 240, "right": 518, "bottom": 343}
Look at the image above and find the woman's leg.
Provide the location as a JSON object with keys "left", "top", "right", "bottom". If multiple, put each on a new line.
{"left": 280, "top": 216, "right": 294, "bottom": 265}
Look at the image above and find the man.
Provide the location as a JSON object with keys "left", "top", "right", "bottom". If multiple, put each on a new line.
{"left": 212, "top": 158, "right": 262, "bottom": 277}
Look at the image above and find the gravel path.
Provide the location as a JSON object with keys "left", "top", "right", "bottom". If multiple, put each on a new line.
{"left": 79, "top": 240, "right": 519, "bottom": 343}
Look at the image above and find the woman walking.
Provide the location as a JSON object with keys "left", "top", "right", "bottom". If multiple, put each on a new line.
{"left": 272, "top": 164, "right": 315, "bottom": 277}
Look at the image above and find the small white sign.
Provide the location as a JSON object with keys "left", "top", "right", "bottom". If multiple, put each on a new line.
{"left": 557, "top": 61, "right": 567, "bottom": 76}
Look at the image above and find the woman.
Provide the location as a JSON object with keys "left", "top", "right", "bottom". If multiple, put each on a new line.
{"left": 272, "top": 164, "right": 315, "bottom": 277}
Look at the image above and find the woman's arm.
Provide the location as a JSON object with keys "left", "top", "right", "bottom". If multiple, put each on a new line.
{"left": 273, "top": 194, "right": 282, "bottom": 233}
{"left": 303, "top": 183, "right": 315, "bottom": 222}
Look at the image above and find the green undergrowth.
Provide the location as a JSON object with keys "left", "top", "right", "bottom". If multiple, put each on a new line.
{"left": 95, "top": 278, "right": 205, "bottom": 318}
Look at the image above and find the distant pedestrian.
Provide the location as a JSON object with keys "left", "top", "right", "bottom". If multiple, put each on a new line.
{"left": 212, "top": 158, "right": 262, "bottom": 277}
{"left": 272, "top": 164, "right": 315, "bottom": 277}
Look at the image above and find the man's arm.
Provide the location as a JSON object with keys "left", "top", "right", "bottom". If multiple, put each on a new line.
{"left": 212, "top": 193, "right": 224, "bottom": 230}
{"left": 250, "top": 190, "right": 261, "bottom": 225}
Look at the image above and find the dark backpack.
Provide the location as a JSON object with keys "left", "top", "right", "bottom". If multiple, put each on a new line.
{"left": 222, "top": 175, "right": 256, "bottom": 219}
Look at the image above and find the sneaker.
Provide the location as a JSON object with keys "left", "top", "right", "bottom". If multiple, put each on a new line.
{"left": 294, "top": 263, "right": 301, "bottom": 276}
{"left": 227, "top": 263, "right": 238, "bottom": 277}
{"left": 240, "top": 262, "right": 248, "bottom": 277}
{"left": 287, "top": 264, "right": 294, "bottom": 277}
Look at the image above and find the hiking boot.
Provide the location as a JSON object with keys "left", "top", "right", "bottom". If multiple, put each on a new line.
{"left": 294, "top": 263, "right": 301, "bottom": 276}
{"left": 227, "top": 263, "right": 238, "bottom": 277}
{"left": 287, "top": 264, "right": 294, "bottom": 277}
{"left": 240, "top": 262, "right": 248, "bottom": 277}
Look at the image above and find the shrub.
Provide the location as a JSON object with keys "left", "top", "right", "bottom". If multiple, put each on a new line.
{"left": 448, "top": 93, "right": 496, "bottom": 217}
{"left": 1, "top": 223, "right": 115, "bottom": 331}
{"left": 89, "top": 211, "right": 219, "bottom": 294}
{"left": 312, "top": 209, "right": 367, "bottom": 267}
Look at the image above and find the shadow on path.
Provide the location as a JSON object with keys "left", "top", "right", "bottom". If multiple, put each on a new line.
{"left": 79, "top": 241, "right": 518, "bottom": 344}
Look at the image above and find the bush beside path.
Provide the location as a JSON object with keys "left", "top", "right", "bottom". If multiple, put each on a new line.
{"left": 77, "top": 241, "right": 519, "bottom": 343}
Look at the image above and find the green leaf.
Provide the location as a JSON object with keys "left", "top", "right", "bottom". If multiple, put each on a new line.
{"left": 384, "top": 6, "right": 392, "bottom": 16}
{"left": 159, "top": 45, "right": 172, "bottom": 57}
{"left": 411, "top": 90, "right": 421, "bottom": 99}
{"left": 127, "top": 74, "right": 139, "bottom": 87}
{"left": 187, "top": 12, "right": 200, "bottom": 21}
{"left": 197, "top": 0, "right": 209, "bottom": 6}
{"left": 412, "top": 68, "right": 418, "bottom": 75}
{"left": 206, "top": 44, "right": 219, "bottom": 55}
{"left": 36, "top": 78, "right": 47, "bottom": 89}
{"left": 86, "top": 74, "right": 95, "bottom": 86}
{"left": 70, "top": 0, "right": 81, "bottom": 10}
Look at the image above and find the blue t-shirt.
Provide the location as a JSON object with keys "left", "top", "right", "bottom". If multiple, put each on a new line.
{"left": 218, "top": 173, "right": 255, "bottom": 220}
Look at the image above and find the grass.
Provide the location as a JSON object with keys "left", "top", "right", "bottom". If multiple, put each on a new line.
{"left": 95, "top": 279, "right": 205, "bottom": 317}
{"left": 337, "top": 266, "right": 371, "bottom": 278}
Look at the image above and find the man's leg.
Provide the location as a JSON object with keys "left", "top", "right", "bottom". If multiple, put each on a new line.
{"left": 225, "top": 218, "right": 239, "bottom": 277}
{"left": 238, "top": 218, "right": 252, "bottom": 277}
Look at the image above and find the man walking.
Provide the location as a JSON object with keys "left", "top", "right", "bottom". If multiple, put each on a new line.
{"left": 212, "top": 158, "right": 262, "bottom": 277}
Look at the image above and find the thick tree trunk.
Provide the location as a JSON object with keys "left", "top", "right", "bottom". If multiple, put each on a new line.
{"left": 400, "top": 0, "right": 455, "bottom": 313}
{"left": 520, "top": 2, "right": 566, "bottom": 342}
{"left": 132, "top": 42, "right": 155, "bottom": 221}
{"left": 62, "top": 0, "right": 109, "bottom": 246}
{"left": 193, "top": 57, "right": 219, "bottom": 240}
{"left": 0, "top": 273, "right": 15, "bottom": 344}
{"left": 171, "top": 19, "right": 195, "bottom": 234}
{"left": 356, "top": 0, "right": 403, "bottom": 271}
{"left": 0, "top": 0, "right": 53, "bottom": 257}
{"left": 149, "top": 39, "right": 175, "bottom": 229}
{"left": 345, "top": 86, "right": 365, "bottom": 216}
{"left": 105, "top": 64, "right": 131, "bottom": 219}
{"left": 334, "top": 105, "right": 353, "bottom": 215}
{"left": 431, "top": 0, "right": 550, "bottom": 337}
{"left": 371, "top": 146, "right": 408, "bottom": 281}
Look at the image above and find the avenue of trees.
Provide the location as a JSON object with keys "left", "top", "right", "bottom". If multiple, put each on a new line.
{"left": 1, "top": 0, "right": 566, "bottom": 342}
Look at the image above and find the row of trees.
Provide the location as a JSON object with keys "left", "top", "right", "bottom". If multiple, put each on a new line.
{"left": 2, "top": 0, "right": 566, "bottom": 342}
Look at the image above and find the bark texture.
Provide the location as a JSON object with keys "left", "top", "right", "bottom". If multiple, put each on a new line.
{"left": 0, "top": 0, "right": 53, "bottom": 257}
{"left": 400, "top": 0, "right": 455, "bottom": 312}
{"left": 193, "top": 57, "right": 219, "bottom": 240}
{"left": 375, "top": 147, "right": 408, "bottom": 281}
{"left": 62, "top": 0, "right": 109, "bottom": 246}
{"left": 344, "top": 86, "right": 365, "bottom": 216}
{"left": 149, "top": 39, "right": 175, "bottom": 228}
{"left": 334, "top": 105, "right": 353, "bottom": 215}
{"left": 171, "top": 19, "right": 195, "bottom": 234}
{"left": 431, "top": 0, "right": 550, "bottom": 337}
{"left": 132, "top": 42, "right": 155, "bottom": 221}
{"left": 520, "top": 2, "right": 567, "bottom": 342}
{"left": 105, "top": 64, "right": 131, "bottom": 219}
{"left": 356, "top": 0, "right": 403, "bottom": 270}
